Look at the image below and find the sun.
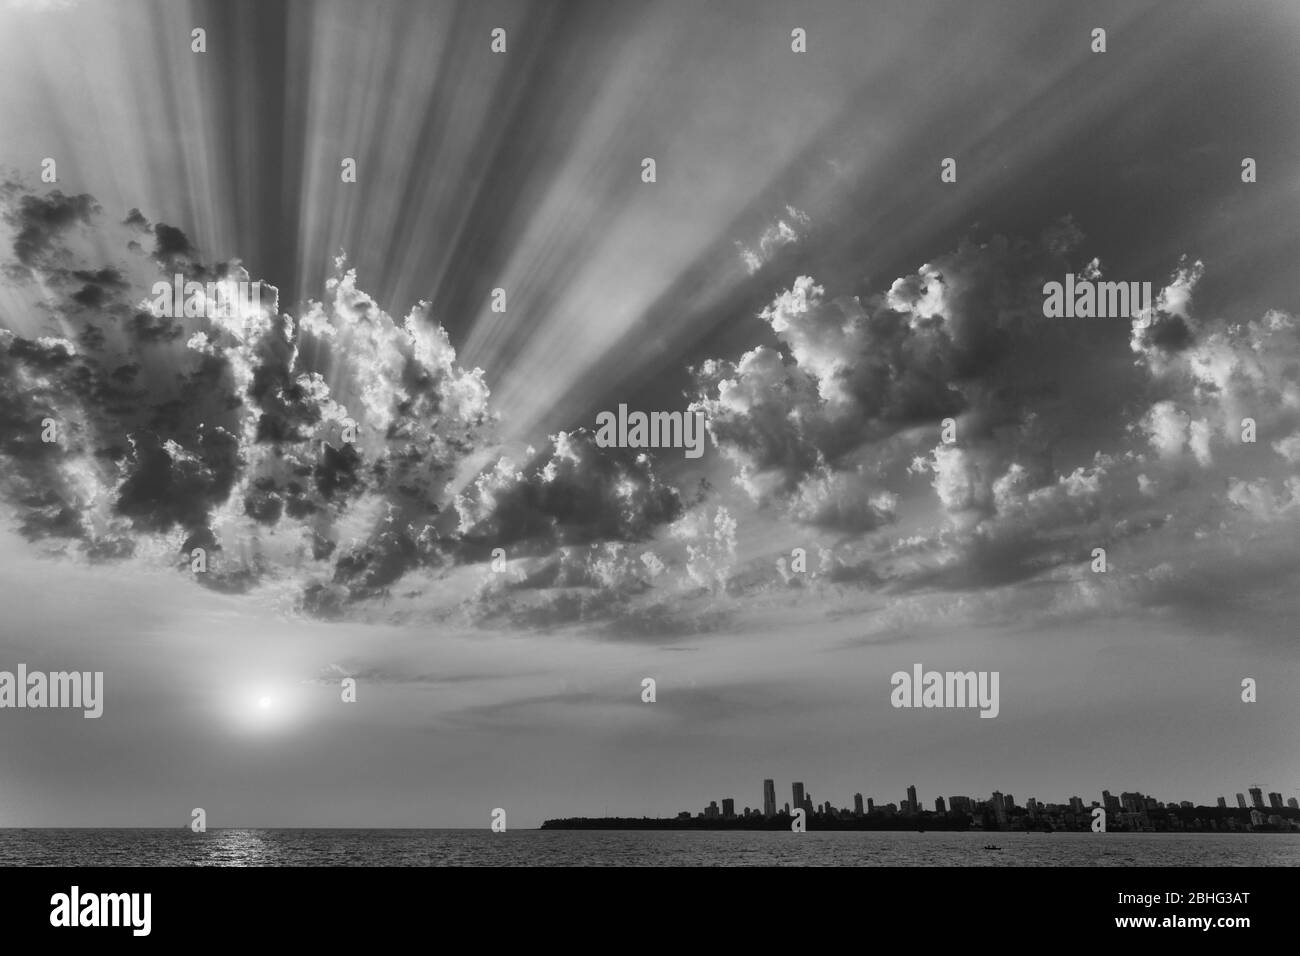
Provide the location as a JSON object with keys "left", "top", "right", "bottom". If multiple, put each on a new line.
{"left": 220, "top": 682, "right": 304, "bottom": 735}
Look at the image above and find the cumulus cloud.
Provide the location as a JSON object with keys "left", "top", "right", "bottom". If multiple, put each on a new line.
{"left": 0, "top": 184, "right": 694, "bottom": 622}
{"left": 693, "top": 225, "right": 1091, "bottom": 537}
{"left": 737, "top": 205, "right": 810, "bottom": 274}
{"left": 693, "top": 219, "right": 1300, "bottom": 612}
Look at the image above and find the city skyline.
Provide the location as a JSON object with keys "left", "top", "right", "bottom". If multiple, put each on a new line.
{"left": 675, "top": 777, "right": 1300, "bottom": 822}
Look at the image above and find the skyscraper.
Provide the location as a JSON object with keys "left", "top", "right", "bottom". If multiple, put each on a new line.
{"left": 1249, "top": 787, "right": 1264, "bottom": 809}
{"left": 853, "top": 793, "right": 864, "bottom": 816}
{"left": 763, "top": 779, "right": 776, "bottom": 818}
{"left": 935, "top": 796, "right": 946, "bottom": 813}
{"left": 1288, "top": 798, "right": 1299, "bottom": 810}
{"left": 907, "top": 784, "right": 918, "bottom": 814}
{"left": 1236, "top": 793, "right": 1247, "bottom": 808}
{"left": 1268, "top": 792, "right": 1283, "bottom": 809}
{"left": 990, "top": 791, "right": 1007, "bottom": 826}
{"left": 722, "top": 798, "right": 735, "bottom": 818}
{"left": 792, "top": 782, "right": 805, "bottom": 812}
{"left": 1216, "top": 796, "right": 1227, "bottom": 808}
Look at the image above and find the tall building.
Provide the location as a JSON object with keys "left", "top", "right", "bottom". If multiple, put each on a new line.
{"left": 722, "top": 798, "right": 735, "bottom": 818}
{"left": 1003, "top": 793, "right": 1015, "bottom": 812}
{"left": 990, "top": 791, "right": 1006, "bottom": 826}
{"left": 854, "top": 793, "right": 864, "bottom": 816}
{"left": 1249, "top": 787, "right": 1264, "bottom": 809}
{"left": 867, "top": 798, "right": 875, "bottom": 813}
{"left": 1216, "top": 797, "right": 1227, "bottom": 808}
{"left": 1288, "top": 798, "right": 1299, "bottom": 810}
{"left": 705, "top": 801, "right": 720, "bottom": 819}
{"left": 1070, "top": 796, "right": 1084, "bottom": 814}
{"left": 1236, "top": 793, "right": 1247, "bottom": 808}
{"left": 792, "top": 782, "right": 805, "bottom": 813}
{"left": 935, "top": 797, "right": 947, "bottom": 814}
{"left": 906, "top": 785, "right": 918, "bottom": 814}
{"left": 763, "top": 779, "right": 776, "bottom": 818}
{"left": 1103, "top": 790, "right": 1120, "bottom": 813}
{"left": 1268, "top": 792, "right": 1283, "bottom": 809}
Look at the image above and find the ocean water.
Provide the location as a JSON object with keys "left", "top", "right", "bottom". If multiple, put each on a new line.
{"left": 2, "top": 828, "right": 1297, "bottom": 866}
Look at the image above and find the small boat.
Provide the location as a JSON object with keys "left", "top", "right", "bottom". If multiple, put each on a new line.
{"left": 983, "top": 844, "right": 1001, "bottom": 850}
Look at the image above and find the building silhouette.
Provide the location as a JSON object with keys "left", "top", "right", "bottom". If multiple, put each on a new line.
{"left": 906, "top": 784, "right": 918, "bottom": 814}
{"left": 792, "top": 782, "right": 805, "bottom": 813}
{"left": 854, "top": 793, "right": 864, "bottom": 816}
{"left": 762, "top": 779, "right": 776, "bottom": 818}
{"left": 1268, "top": 792, "right": 1283, "bottom": 809}
{"left": 1236, "top": 793, "right": 1247, "bottom": 808}
{"left": 1249, "top": 787, "right": 1265, "bottom": 809}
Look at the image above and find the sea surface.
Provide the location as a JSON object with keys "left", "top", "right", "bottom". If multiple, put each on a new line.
{"left": 2, "top": 829, "right": 1297, "bottom": 866}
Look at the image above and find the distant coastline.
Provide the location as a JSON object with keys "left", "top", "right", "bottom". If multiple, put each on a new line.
{"left": 541, "top": 814, "right": 971, "bottom": 831}
{"left": 542, "top": 808, "right": 1300, "bottom": 833}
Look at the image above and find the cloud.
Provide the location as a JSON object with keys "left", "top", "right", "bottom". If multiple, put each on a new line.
{"left": 453, "top": 429, "right": 684, "bottom": 556}
{"left": 692, "top": 220, "right": 1300, "bottom": 624}
{"left": 737, "top": 205, "right": 810, "bottom": 274}
{"left": 0, "top": 184, "right": 705, "bottom": 624}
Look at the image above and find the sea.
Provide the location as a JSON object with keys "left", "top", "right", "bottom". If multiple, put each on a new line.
{"left": 2, "top": 829, "right": 1297, "bottom": 866}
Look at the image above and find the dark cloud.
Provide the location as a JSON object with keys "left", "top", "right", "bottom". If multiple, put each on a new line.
{"left": 454, "top": 429, "right": 684, "bottom": 557}
{"left": 0, "top": 185, "right": 693, "bottom": 622}
{"left": 3, "top": 189, "right": 100, "bottom": 267}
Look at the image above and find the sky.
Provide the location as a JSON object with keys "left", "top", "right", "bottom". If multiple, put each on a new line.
{"left": 0, "top": 0, "right": 1297, "bottom": 827}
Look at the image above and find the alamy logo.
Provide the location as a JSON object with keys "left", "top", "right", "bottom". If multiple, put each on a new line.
{"left": 1042, "top": 274, "right": 1151, "bottom": 318}
{"left": 150, "top": 273, "right": 262, "bottom": 320}
{"left": 50, "top": 886, "right": 150, "bottom": 936}
{"left": 594, "top": 404, "right": 707, "bottom": 459}
{"left": 890, "top": 663, "right": 999, "bottom": 718}
{"left": 0, "top": 665, "right": 103, "bottom": 718}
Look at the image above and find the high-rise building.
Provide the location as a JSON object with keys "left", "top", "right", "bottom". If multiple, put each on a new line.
{"left": 935, "top": 797, "right": 947, "bottom": 814}
{"left": 1070, "top": 796, "right": 1084, "bottom": 814}
{"left": 1288, "top": 797, "right": 1299, "bottom": 810}
{"left": 906, "top": 785, "right": 918, "bottom": 814}
{"left": 1236, "top": 793, "right": 1247, "bottom": 808}
{"left": 705, "top": 801, "right": 720, "bottom": 819}
{"left": 763, "top": 779, "right": 776, "bottom": 818}
{"left": 1217, "top": 797, "right": 1227, "bottom": 808}
{"left": 1103, "top": 790, "right": 1120, "bottom": 813}
{"left": 1249, "top": 787, "right": 1264, "bottom": 809}
{"left": 1268, "top": 792, "right": 1283, "bottom": 809}
{"left": 722, "top": 798, "right": 735, "bottom": 818}
{"left": 1003, "top": 793, "right": 1015, "bottom": 812}
{"left": 854, "top": 793, "right": 864, "bottom": 816}
{"left": 792, "top": 782, "right": 805, "bottom": 812}
{"left": 867, "top": 798, "right": 875, "bottom": 813}
{"left": 990, "top": 791, "right": 1006, "bottom": 825}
